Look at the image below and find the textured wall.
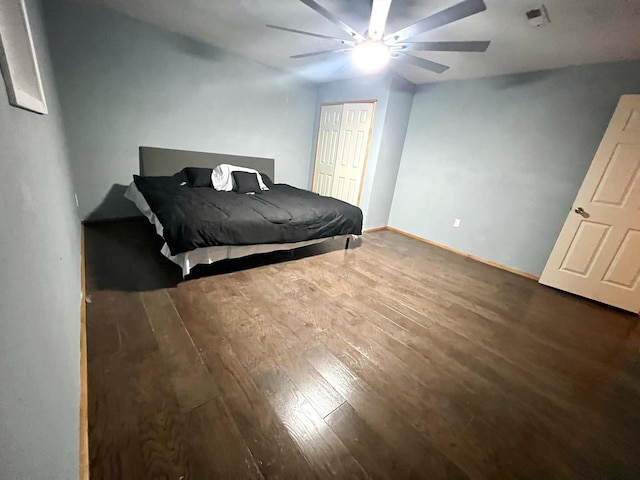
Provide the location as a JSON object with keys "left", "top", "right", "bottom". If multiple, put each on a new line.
{"left": 43, "top": 0, "right": 318, "bottom": 220}
{"left": 366, "top": 75, "right": 414, "bottom": 228}
{"left": 0, "top": 1, "right": 80, "bottom": 478}
{"left": 389, "top": 60, "right": 640, "bottom": 276}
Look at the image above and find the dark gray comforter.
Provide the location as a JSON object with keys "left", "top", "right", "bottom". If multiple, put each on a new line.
{"left": 133, "top": 173, "right": 363, "bottom": 255}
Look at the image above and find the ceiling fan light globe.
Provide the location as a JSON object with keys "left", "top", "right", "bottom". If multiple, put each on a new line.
{"left": 352, "top": 41, "right": 390, "bottom": 72}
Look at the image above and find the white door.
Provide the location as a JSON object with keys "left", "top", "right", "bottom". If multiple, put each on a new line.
{"left": 311, "top": 104, "right": 342, "bottom": 197}
{"left": 539, "top": 95, "right": 640, "bottom": 312}
{"left": 331, "top": 102, "right": 375, "bottom": 205}
{"left": 311, "top": 102, "right": 375, "bottom": 205}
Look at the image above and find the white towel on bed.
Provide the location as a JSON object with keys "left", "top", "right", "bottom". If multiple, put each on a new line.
{"left": 211, "top": 164, "right": 269, "bottom": 191}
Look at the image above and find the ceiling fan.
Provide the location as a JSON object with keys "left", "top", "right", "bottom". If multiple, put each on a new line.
{"left": 267, "top": 0, "right": 490, "bottom": 74}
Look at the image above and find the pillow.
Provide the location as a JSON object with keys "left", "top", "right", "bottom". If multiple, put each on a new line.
{"left": 212, "top": 164, "right": 269, "bottom": 191}
{"left": 232, "top": 171, "right": 262, "bottom": 194}
{"left": 260, "top": 172, "right": 275, "bottom": 188}
{"left": 183, "top": 167, "right": 213, "bottom": 187}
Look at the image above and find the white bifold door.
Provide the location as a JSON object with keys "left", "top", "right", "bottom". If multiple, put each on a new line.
{"left": 539, "top": 95, "right": 640, "bottom": 313}
{"left": 312, "top": 102, "right": 375, "bottom": 206}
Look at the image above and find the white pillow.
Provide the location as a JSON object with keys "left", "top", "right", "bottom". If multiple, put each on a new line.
{"left": 211, "top": 164, "right": 269, "bottom": 191}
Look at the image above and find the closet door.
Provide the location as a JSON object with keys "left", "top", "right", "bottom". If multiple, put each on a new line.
{"left": 311, "top": 101, "right": 375, "bottom": 205}
{"left": 311, "top": 104, "right": 342, "bottom": 196}
{"left": 331, "top": 102, "right": 375, "bottom": 205}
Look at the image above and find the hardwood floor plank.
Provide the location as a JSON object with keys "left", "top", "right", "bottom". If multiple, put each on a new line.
{"left": 253, "top": 368, "right": 368, "bottom": 479}
{"left": 325, "top": 402, "right": 422, "bottom": 480}
{"left": 305, "top": 345, "right": 468, "bottom": 479}
{"left": 167, "top": 291, "right": 319, "bottom": 479}
{"left": 244, "top": 266, "right": 327, "bottom": 345}
{"left": 139, "top": 289, "right": 220, "bottom": 412}
{"left": 186, "top": 397, "right": 264, "bottom": 479}
{"left": 275, "top": 350, "right": 347, "bottom": 420}
{"left": 171, "top": 270, "right": 346, "bottom": 419}
{"left": 87, "top": 291, "right": 218, "bottom": 479}
{"left": 240, "top": 268, "right": 348, "bottom": 417}
{"left": 206, "top": 337, "right": 320, "bottom": 479}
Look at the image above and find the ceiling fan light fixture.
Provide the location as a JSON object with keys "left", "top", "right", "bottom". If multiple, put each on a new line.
{"left": 271, "top": 0, "right": 490, "bottom": 77}
{"left": 352, "top": 41, "right": 390, "bottom": 72}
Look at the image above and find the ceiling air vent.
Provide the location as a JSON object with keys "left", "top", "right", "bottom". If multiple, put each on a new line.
{"left": 526, "top": 5, "right": 550, "bottom": 27}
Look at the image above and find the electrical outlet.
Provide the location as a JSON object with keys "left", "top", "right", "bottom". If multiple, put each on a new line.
{"left": 453, "top": 218, "right": 461, "bottom": 228}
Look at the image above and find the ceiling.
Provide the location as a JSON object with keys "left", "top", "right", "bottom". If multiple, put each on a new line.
{"left": 81, "top": 0, "right": 640, "bottom": 84}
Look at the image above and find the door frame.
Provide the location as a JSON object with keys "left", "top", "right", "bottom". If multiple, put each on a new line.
{"left": 311, "top": 99, "right": 377, "bottom": 206}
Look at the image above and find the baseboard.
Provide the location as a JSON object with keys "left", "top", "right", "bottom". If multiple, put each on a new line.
{"left": 79, "top": 225, "right": 89, "bottom": 480}
{"left": 367, "top": 226, "right": 540, "bottom": 281}
{"left": 363, "top": 226, "right": 388, "bottom": 234}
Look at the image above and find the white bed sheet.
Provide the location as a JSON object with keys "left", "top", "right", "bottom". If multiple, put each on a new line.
{"left": 124, "top": 181, "right": 357, "bottom": 276}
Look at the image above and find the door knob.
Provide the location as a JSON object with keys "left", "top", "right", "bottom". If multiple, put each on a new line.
{"left": 575, "top": 207, "right": 586, "bottom": 215}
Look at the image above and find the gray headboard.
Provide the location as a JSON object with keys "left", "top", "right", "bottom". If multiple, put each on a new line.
{"left": 139, "top": 146, "right": 275, "bottom": 179}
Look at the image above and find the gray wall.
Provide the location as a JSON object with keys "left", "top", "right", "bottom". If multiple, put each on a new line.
{"left": 315, "top": 74, "right": 393, "bottom": 228}
{"left": 389, "top": 60, "right": 640, "bottom": 276}
{"left": 366, "top": 75, "right": 414, "bottom": 228}
{"left": 0, "top": 1, "right": 80, "bottom": 478}
{"left": 43, "top": 0, "right": 318, "bottom": 220}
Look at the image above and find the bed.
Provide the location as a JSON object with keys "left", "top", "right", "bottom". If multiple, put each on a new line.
{"left": 125, "top": 147, "right": 363, "bottom": 276}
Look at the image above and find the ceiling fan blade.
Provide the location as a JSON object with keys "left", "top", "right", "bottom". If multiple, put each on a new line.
{"left": 384, "top": 0, "right": 487, "bottom": 43}
{"left": 393, "top": 53, "right": 450, "bottom": 74}
{"left": 298, "top": 0, "right": 365, "bottom": 42}
{"left": 290, "top": 48, "right": 352, "bottom": 59}
{"left": 266, "top": 25, "right": 355, "bottom": 44}
{"left": 397, "top": 40, "right": 490, "bottom": 52}
{"left": 368, "top": 0, "right": 392, "bottom": 40}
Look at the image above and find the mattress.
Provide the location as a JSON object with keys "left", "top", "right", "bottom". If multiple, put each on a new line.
{"left": 125, "top": 177, "right": 361, "bottom": 276}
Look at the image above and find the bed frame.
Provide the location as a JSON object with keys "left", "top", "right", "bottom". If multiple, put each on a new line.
{"left": 127, "top": 147, "right": 356, "bottom": 276}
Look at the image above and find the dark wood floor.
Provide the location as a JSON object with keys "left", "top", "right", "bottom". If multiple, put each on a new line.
{"left": 85, "top": 218, "right": 640, "bottom": 479}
